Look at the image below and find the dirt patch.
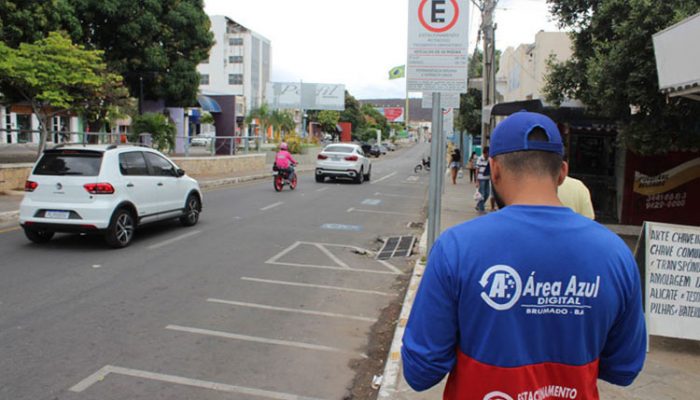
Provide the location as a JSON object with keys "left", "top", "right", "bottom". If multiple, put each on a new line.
{"left": 344, "top": 269, "right": 411, "bottom": 400}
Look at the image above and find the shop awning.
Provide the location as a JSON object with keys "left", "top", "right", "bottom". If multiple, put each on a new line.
{"left": 197, "top": 95, "right": 222, "bottom": 113}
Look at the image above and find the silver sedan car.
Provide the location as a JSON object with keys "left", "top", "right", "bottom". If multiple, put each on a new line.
{"left": 315, "top": 143, "right": 371, "bottom": 183}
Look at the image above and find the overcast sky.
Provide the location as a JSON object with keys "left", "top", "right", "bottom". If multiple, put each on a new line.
{"left": 204, "top": 0, "right": 563, "bottom": 99}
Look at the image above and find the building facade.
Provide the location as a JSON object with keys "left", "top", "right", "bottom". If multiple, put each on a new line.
{"left": 496, "top": 31, "right": 573, "bottom": 103}
{"left": 197, "top": 15, "right": 271, "bottom": 115}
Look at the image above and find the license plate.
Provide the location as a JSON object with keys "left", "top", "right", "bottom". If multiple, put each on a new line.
{"left": 45, "top": 210, "right": 70, "bottom": 219}
{"left": 332, "top": 156, "right": 341, "bottom": 161}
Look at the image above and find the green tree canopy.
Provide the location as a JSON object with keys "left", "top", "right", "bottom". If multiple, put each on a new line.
{"left": 361, "top": 103, "right": 390, "bottom": 138}
{"left": 317, "top": 110, "right": 340, "bottom": 133}
{"left": 0, "top": 0, "right": 214, "bottom": 107}
{"left": 339, "top": 91, "right": 365, "bottom": 133}
{"left": 130, "top": 112, "right": 176, "bottom": 151}
{"left": 0, "top": 32, "right": 128, "bottom": 155}
{"left": 544, "top": 0, "right": 700, "bottom": 154}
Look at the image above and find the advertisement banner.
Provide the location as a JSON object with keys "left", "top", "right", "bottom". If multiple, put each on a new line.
{"left": 266, "top": 82, "right": 345, "bottom": 111}
{"left": 407, "top": 0, "right": 469, "bottom": 93}
{"left": 622, "top": 152, "right": 700, "bottom": 226}
{"left": 376, "top": 107, "right": 405, "bottom": 122}
{"left": 641, "top": 221, "right": 700, "bottom": 341}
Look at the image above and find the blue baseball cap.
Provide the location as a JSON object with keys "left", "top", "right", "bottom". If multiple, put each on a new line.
{"left": 489, "top": 112, "right": 564, "bottom": 157}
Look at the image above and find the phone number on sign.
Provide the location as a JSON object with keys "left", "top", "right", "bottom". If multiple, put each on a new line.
{"left": 645, "top": 192, "right": 687, "bottom": 210}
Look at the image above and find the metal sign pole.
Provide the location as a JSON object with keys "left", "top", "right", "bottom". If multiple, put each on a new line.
{"left": 427, "top": 93, "right": 442, "bottom": 252}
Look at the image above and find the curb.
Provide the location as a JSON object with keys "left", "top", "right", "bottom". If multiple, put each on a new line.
{"left": 378, "top": 235, "right": 428, "bottom": 398}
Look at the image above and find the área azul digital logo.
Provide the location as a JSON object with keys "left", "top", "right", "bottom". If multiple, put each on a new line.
{"left": 479, "top": 265, "right": 523, "bottom": 311}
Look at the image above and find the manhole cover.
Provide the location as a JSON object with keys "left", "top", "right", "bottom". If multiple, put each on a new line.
{"left": 377, "top": 236, "right": 415, "bottom": 260}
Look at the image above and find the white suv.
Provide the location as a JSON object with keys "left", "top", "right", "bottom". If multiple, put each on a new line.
{"left": 315, "top": 143, "right": 371, "bottom": 183}
{"left": 19, "top": 144, "right": 203, "bottom": 248}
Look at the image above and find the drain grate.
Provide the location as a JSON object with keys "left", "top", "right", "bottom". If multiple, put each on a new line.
{"left": 376, "top": 236, "right": 415, "bottom": 260}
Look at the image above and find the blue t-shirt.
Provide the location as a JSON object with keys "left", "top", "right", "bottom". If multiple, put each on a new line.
{"left": 402, "top": 205, "right": 646, "bottom": 399}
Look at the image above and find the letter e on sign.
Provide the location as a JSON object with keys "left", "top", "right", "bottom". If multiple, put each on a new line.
{"left": 419, "top": 0, "right": 460, "bottom": 33}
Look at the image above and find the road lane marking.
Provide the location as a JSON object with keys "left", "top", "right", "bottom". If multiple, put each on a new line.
{"left": 346, "top": 207, "right": 355, "bottom": 213}
{"left": 92, "top": 265, "right": 101, "bottom": 269}
{"left": 378, "top": 260, "right": 403, "bottom": 274}
{"left": 370, "top": 171, "right": 397, "bottom": 185}
{"left": 361, "top": 199, "right": 382, "bottom": 206}
{"left": 166, "top": 325, "right": 366, "bottom": 358}
{"left": 260, "top": 201, "right": 284, "bottom": 211}
{"left": 406, "top": 176, "right": 420, "bottom": 182}
{"left": 241, "top": 277, "right": 395, "bottom": 296}
{"left": 320, "top": 223, "right": 363, "bottom": 232}
{"left": 314, "top": 243, "right": 350, "bottom": 269}
{"left": 0, "top": 226, "right": 20, "bottom": 234}
{"left": 70, "top": 365, "right": 325, "bottom": 400}
{"left": 374, "top": 192, "right": 424, "bottom": 200}
{"left": 347, "top": 208, "right": 416, "bottom": 217}
{"left": 207, "top": 298, "right": 377, "bottom": 322}
{"left": 315, "top": 187, "right": 328, "bottom": 192}
{"left": 147, "top": 230, "right": 201, "bottom": 250}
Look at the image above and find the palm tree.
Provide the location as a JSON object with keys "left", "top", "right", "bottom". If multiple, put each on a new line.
{"left": 245, "top": 103, "right": 271, "bottom": 141}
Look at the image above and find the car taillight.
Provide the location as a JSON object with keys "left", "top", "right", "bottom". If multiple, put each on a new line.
{"left": 25, "top": 181, "right": 38, "bottom": 192}
{"left": 84, "top": 183, "right": 115, "bottom": 194}
{"left": 345, "top": 155, "right": 358, "bottom": 161}
{"left": 317, "top": 154, "right": 328, "bottom": 160}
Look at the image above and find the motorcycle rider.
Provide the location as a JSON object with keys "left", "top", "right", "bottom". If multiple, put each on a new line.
{"left": 274, "top": 142, "right": 297, "bottom": 181}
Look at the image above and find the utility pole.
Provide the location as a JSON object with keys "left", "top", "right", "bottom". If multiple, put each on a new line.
{"left": 472, "top": 0, "right": 498, "bottom": 148}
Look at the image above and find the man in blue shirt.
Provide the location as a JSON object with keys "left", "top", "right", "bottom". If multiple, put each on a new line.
{"left": 402, "top": 112, "right": 646, "bottom": 400}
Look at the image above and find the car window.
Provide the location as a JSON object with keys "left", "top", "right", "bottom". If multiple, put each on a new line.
{"left": 357, "top": 149, "right": 365, "bottom": 156}
{"left": 33, "top": 150, "right": 102, "bottom": 176}
{"left": 324, "top": 146, "right": 353, "bottom": 153}
{"left": 119, "top": 152, "right": 149, "bottom": 176}
{"left": 144, "top": 152, "right": 177, "bottom": 177}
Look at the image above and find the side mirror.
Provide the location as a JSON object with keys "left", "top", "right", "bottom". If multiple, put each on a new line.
{"left": 176, "top": 168, "right": 185, "bottom": 177}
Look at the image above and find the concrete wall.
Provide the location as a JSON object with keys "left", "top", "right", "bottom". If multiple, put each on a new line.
{"left": 0, "top": 154, "right": 266, "bottom": 192}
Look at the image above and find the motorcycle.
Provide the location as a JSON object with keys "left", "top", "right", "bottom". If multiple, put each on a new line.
{"left": 414, "top": 157, "right": 431, "bottom": 173}
{"left": 273, "top": 164, "right": 298, "bottom": 192}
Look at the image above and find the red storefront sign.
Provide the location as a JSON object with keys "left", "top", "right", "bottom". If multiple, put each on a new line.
{"left": 621, "top": 151, "right": 700, "bottom": 226}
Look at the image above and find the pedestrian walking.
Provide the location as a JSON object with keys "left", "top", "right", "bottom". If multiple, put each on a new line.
{"left": 559, "top": 175, "right": 595, "bottom": 219}
{"left": 402, "top": 111, "right": 646, "bottom": 400}
{"left": 467, "top": 151, "right": 477, "bottom": 183}
{"left": 450, "top": 148, "right": 461, "bottom": 184}
{"left": 474, "top": 147, "right": 490, "bottom": 212}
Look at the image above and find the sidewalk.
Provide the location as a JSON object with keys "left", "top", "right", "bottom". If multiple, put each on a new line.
{"left": 380, "top": 171, "right": 700, "bottom": 399}
{"left": 0, "top": 164, "right": 314, "bottom": 229}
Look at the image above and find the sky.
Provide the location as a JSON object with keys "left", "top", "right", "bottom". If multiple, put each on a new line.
{"left": 204, "top": 0, "right": 564, "bottom": 99}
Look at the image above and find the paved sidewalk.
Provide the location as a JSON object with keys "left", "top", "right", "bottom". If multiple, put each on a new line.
{"left": 380, "top": 171, "right": 700, "bottom": 399}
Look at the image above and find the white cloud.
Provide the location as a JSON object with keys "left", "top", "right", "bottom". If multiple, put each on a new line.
{"left": 204, "top": 0, "right": 563, "bottom": 99}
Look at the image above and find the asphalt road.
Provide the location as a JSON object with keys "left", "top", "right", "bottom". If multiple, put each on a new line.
{"left": 0, "top": 143, "right": 431, "bottom": 400}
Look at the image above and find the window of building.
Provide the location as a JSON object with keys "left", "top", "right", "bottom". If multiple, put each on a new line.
{"left": 229, "top": 74, "right": 243, "bottom": 85}
{"left": 229, "top": 56, "right": 243, "bottom": 64}
{"left": 229, "top": 37, "right": 243, "bottom": 46}
{"left": 200, "top": 74, "right": 209, "bottom": 85}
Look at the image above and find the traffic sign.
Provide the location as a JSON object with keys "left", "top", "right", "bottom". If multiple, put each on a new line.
{"left": 407, "top": 0, "right": 469, "bottom": 93}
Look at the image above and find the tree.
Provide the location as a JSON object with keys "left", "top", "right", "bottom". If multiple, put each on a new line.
{"left": 0, "top": 0, "right": 214, "bottom": 107}
{"left": 317, "top": 110, "right": 340, "bottom": 134}
{"left": 361, "top": 104, "right": 390, "bottom": 139}
{"left": 130, "top": 112, "right": 176, "bottom": 152}
{"left": 544, "top": 0, "right": 700, "bottom": 154}
{"left": 456, "top": 50, "right": 490, "bottom": 135}
{"left": 246, "top": 103, "right": 272, "bottom": 137}
{"left": 339, "top": 91, "right": 365, "bottom": 133}
{"left": 0, "top": 32, "right": 128, "bottom": 155}
{"left": 269, "top": 109, "right": 296, "bottom": 140}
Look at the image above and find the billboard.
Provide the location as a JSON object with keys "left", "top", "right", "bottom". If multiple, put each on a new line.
{"left": 376, "top": 107, "right": 405, "bottom": 123}
{"left": 266, "top": 82, "right": 345, "bottom": 111}
{"left": 653, "top": 13, "right": 700, "bottom": 96}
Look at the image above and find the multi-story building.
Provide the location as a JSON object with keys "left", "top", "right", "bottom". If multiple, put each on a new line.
{"left": 197, "top": 15, "right": 272, "bottom": 115}
{"left": 496, "top": 31, "right": 573, "bottom": 103}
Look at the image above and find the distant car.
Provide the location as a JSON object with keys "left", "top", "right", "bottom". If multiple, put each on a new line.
{"left": 19, "top": 144, "right": 203, "bottom": 248}
{"left": 370, "top": 144, "right": 382, "bottom": 157}
{"left": 315, "top": 143, "right": 371, "bottom": 183}
{"left": 191, "top": 135, "right": 213, "bottom": 146}
{"left": 385, "top": 142, "right": 396, "bottom": 151}
{"left": 378, "top": 144, "right": 388, "bottom": 155}
{"left": 360, "top": 143, "right": 380, "bottom": 158}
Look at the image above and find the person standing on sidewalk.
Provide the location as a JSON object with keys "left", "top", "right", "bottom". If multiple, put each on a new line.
{"left": 474, "top": 147, "right": 490, "bottom": 212}
{"left": 402, "top": 112, "right": 646, "bottom": 399}
{"left": 450, "top": 148, "right": 461, "bottom": 185}
{"left": 467, "top": 151, "right": 477, "bottom": 183}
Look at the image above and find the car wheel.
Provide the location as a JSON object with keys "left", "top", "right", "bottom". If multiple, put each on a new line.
{"left": 355, "top": 167, "right": 364, "bottom": 184}
{"left": 105, "top": 208, "right": 135, "bottom": 248}
{"left": 315, "top": 174, "right": 325, "bottom": 183}
{"left": 180, "top": 194, "right": 201, "bottom": 227}
{"left": 23, "top": 227, "right": 54, "bottom": 244}
{"left": 364, "top": 166, "right": 371, "bottom": 181}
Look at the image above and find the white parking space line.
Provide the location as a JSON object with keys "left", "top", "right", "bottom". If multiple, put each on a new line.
{"left": 70, "top": 365, "right": 325, "bottom": 400}
{"left": 313, "top": 243, "right": 350, "bottom": 269}
{"left": 207, "top": 298, "right": 377, "bottom": 323}
{"left": 266, "top": 242, "right": 400, "bottom": 275}
{"left": 260, "top": 201, "right": 284, "bottom": 211}
{"left": 370, "top": 171, "right": 397, "bottom": 185}
{"left": 147, "top": 230, "right": 202, "bottom": 250}
{"left": 315, "top": 187, "right": 328, "bottom": 192}
{"left": 378, "top": 260, "right": 404, "bottom": 275}
{"left": 166, "top": 325, "right": 366, "bottom": 358}
{"left": 374, "top": 192, "right": 424, "bottom": 200}
{"left": 405, "top": 176, "right": 420, "bottom": 182}
{"left": 241, "top": 277, "right": 395, "bottom": 297}
{"left": 347, "top": 208, "right": 416, "bottom": 217}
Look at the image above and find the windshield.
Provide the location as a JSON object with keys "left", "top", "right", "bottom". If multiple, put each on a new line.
{"left": 323, "top": 146, "right": 354, "bottom": 153}
{"left": 33, "top": 150, "right": 103, "bottom": 176}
